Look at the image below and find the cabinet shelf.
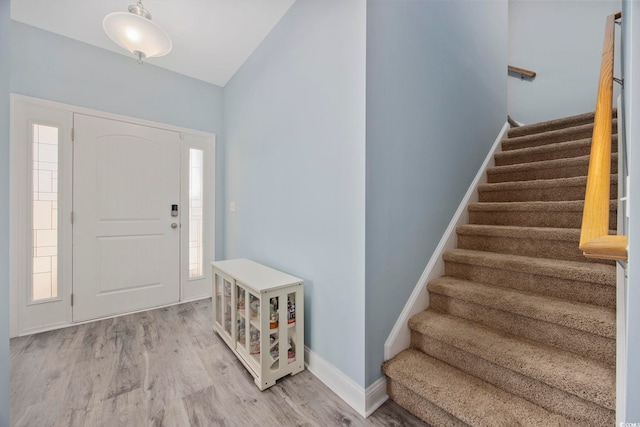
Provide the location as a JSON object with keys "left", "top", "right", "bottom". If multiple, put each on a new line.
{"left": 212, "top": 259, "right": 304, "bottom": 391}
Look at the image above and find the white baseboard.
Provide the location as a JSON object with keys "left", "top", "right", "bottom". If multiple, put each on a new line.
{"left": 383, "top": 121, "right": 509, "bottom": 361}
{"left": 364, "top": 376, "right": 389, "bottom": 417}
{"left": 304, "top": 346, "right": 388, "bottom": 418}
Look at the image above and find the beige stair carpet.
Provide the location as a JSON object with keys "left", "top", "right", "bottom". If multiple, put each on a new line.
{"left": 383, "top": 111, "right": 617, "bottom": 426}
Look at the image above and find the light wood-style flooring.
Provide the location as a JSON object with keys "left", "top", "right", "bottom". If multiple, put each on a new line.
{"left": 11, "top": 299, "right": 427, "bottom": 426}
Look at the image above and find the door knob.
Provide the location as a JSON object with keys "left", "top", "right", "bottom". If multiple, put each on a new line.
{"left": 171, "top": 223, "right": 178, "bottom": 229}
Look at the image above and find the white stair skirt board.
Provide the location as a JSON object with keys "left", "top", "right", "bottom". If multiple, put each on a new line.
{"left": 383, "top": 121, "right": 510, "bottom": 362}
{"left": 304, "top": 346, "right": 389, "bottom": 418}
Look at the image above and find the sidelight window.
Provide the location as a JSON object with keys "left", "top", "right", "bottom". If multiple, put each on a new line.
{"left": 189, "top": 148, "right": 204, "bottom": 278}
{"left": 31, "top": 124, "right": 59, "bottom": 301}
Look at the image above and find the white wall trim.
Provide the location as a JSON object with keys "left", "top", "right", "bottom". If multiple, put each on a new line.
{"left": 383, "top": 121, "right": 509, "bottom": 361}
{"left": 304, "top": 346, "right": 388, "bottom": 418}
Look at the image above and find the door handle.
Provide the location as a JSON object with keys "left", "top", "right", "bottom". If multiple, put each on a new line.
{"left": 171, "top": 223, "right": 178, "bottom": 229}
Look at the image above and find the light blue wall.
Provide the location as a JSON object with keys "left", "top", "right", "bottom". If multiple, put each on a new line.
{"left": 509, "top": 0, "right": 621, "bottom": 124}
{"left": 11, "top": 22, "right": 226, "bottom": 258}
{"left": 365, "top": 0, "right": 508, "bottom": 386}
{"left": 622, "top": 0, "right": 639, "bottom": 421}
{"left": 0, "top": 1, "right": 10, "bottom": 424}
{"left": 224, "top": 0, "right": 367, "bottom": 385}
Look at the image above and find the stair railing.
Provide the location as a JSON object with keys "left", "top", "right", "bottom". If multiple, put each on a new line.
{"left": 579, "top": 11, "right": 627, "bottom": 261}
{"left": 508, "top": 65, "right": 536, "bottom": 79}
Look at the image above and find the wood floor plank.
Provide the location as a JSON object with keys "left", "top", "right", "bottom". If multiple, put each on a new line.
{"left": 11, "top": 299, "right": 427, "bottom": 426}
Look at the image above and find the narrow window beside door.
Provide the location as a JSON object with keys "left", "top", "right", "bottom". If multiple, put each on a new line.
{"left": 32, "top": 124, "right": 59, "bottom": 301}
{"left": 189, "top": 148, "right": 204, "bottom": 278}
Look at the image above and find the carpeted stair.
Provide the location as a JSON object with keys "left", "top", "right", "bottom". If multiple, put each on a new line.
{"left": 383, "top": 111, "right": 618, "bottom": 426}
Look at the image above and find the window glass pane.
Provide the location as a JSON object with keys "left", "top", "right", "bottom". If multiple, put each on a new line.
{"left": 189, "top": 148, "right": 204, "bottom": 278}
{"left": 32, "top": 124, "right": 59, "bottom": 301}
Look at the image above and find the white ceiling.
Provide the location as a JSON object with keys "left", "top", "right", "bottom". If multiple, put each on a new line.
{"left": 11, "top": 0, "right": 297, "bottom": 87}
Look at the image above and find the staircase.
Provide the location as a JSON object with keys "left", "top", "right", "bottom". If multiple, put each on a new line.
{"left": 382, "top": 111, "right": 618, "bottom": 426}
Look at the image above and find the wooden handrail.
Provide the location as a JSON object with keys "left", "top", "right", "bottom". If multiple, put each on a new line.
{"left": 579, "top": 11, "right": 627, "bottom": 261}
{"left": 508, "top": 65, "right": 536, "bottom": 78}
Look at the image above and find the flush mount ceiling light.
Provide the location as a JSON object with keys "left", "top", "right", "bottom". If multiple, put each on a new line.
{"left": 103, "top": 0, "right": 172, "bottom": 64}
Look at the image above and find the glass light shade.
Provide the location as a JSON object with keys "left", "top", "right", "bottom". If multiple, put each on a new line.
{"left": 103, "top": 12, "right": 172, "bottom": 58}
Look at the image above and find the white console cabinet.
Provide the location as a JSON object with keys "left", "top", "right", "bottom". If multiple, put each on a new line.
{"left": 212, "top": 259, "right": 304, "bottom": 390}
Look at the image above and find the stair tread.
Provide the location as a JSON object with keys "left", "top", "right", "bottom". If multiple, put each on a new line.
{"left": 444, "top": 247, "right": 616, "bottom": 286}
{"left": 477, "top": 181, "right": 607, "bottom": 202}
{"left": 495, "top": 136, "right": 618, "bottom": 166}
{"left": 457, "top": 223, "right": 582, "bottom": 238}
{"left": 408, "top": 311, "right": 615, "bottom": 409}
{"left": 479, "top": 175, "right": 617, "bottom": 192}
{"left": 383, "top": 349, "right": 575, "bottom": 427}
{"left": 428, "top": 276, "right": 615, "bottom": 338}
{"left": 500, "top": 137, "right": 599, "bottom": 156}
{"left": 508, "top": 110, "right": 616, "bottom": 138}
{"left": 505, "top": 123, "right": 594, "bottom": 147}
{"left": 508, "top": 111, "right": 596, "bottom": 138}
{"left": 503, "top": 121, "right": 617, "bottom": 151}
{"left": 497, "top": 138, "right": 589, "bottom": 159}
{"left": 488, "top": 153, "right": 616, "bottom": 174}
{"left": 468, "top": 200, "right": 615, "bottom": 212}
{"left": 459, "top": 224, "right": 577, "bottom": 241}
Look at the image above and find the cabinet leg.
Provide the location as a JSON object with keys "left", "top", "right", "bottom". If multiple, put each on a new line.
{"left": 290, "top": 364, "right": 304, "bottom": 376}
{"left": 255, "top": 377, "right": 276, "bottom": 391}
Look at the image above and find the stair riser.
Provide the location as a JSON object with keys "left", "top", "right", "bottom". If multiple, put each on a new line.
{"left": 467, "top": 210, "right": 616, "bottom": 230}
{"left": 410, "top": 332, "right": 614, "bottom": 426}
{"left": 487, "top": 158, "right": 617, "bottom": 183}
{"left": 428, "top": 294, "right": 615, "bottom": 365}
{"left": 444, "top": 260, "right": 616, "bottom": 308}
{"left": 387, "top": 380, "right": 466, "bottom": 427}
{"left": 478, "top": 184, "right": 617, "bottom": 203}
{"left": 495, "top": 137, "right": 618, "bottom": 167}
{"left": 456, "top": 233, "right": 614, "bottom": 265}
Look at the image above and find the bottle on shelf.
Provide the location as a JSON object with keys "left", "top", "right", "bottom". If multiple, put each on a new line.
{"left": 269, "top": 297, "right": 279, "bottom": 329}
{"left": 287, "top": 296, "right": 295, "bottom": 326}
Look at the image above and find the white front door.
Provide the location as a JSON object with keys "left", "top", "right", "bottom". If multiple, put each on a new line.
{"left": 72, "top": 114, "right": 181, "bottom": 322}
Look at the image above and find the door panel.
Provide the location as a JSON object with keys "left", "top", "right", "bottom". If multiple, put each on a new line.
{"left": 97, "top": 235, "right": 162, "bottom": 293}
{"left": 73, "top": 114, "right": 181, "bottom": 322}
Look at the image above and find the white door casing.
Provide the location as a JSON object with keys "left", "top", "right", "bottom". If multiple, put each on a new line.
{"left": 72, "top": 114, "right": 181, "bottom": 322}
{"left": 10, "top": 95, "right": 215, "bottom": 336}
